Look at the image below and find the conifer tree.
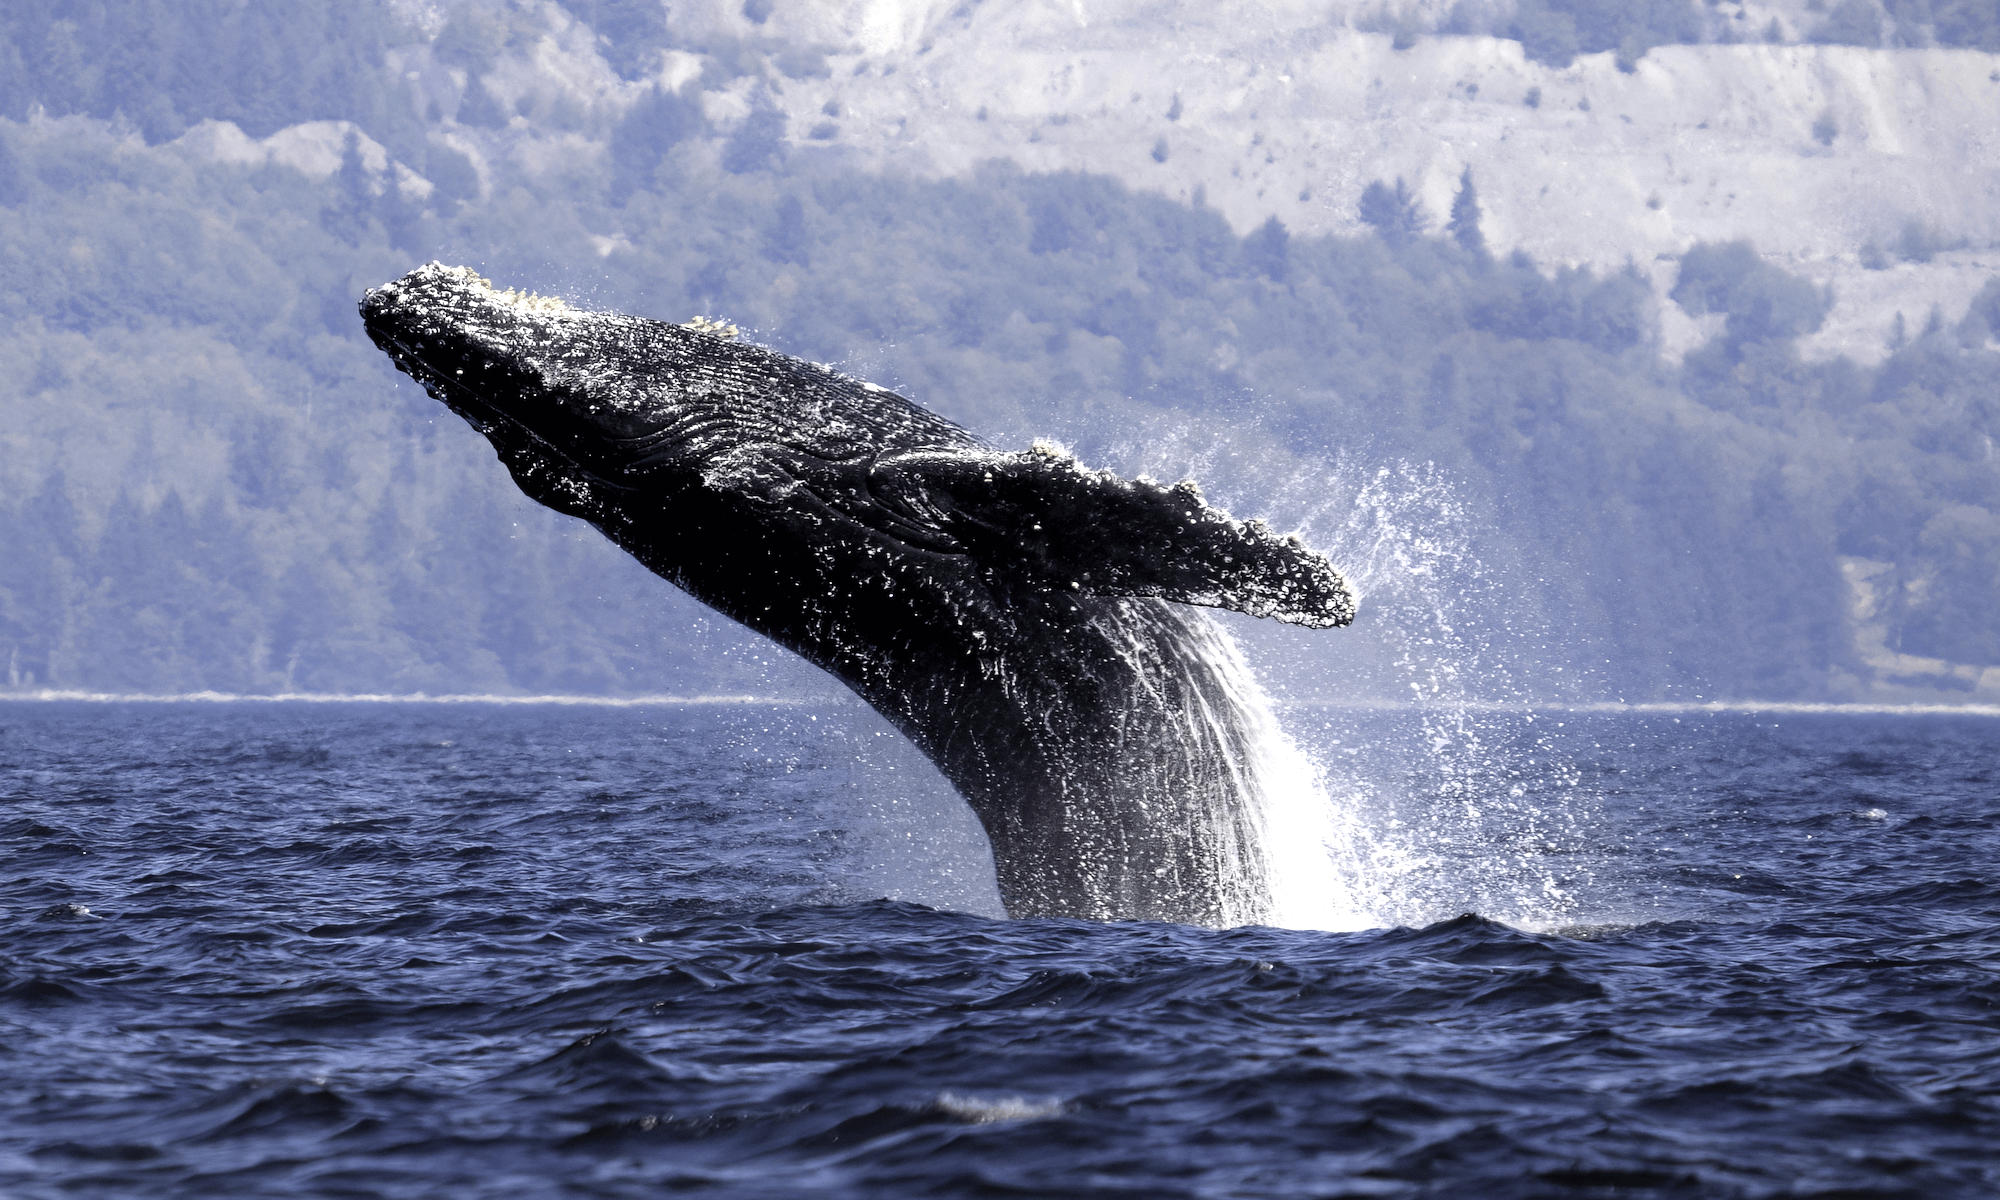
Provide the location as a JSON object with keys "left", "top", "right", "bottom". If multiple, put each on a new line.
{"left": 1358, "top": 178, "right": 1428, "bottom": 245}
{"left": 1447, "top": 168, "right": 1486, "bottom": 255}
{"left": 1244, "top": 216, "right": 1290, "bottom": 280}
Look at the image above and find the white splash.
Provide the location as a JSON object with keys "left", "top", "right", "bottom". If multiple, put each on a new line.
{"left": 1104, "top": 429, "right": 1604, "bottom": 933}
{"left": 1268, "top": 457, "right": 1600, "bottom": 932}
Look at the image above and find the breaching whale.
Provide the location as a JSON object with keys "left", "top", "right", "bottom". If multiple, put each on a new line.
{"left": 359, "top": 264, "right": 1354, "bottom": 925}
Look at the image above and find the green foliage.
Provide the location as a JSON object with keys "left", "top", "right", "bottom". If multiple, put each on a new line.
{"left": 1807, "top": 0, "right": 2000, "bottom": 49}
{"left": 1462, "top": 0, "right": 2000, "bottom": 55}
{"left": 1893, "top": 219, "right": 1959, "bottom": 264}
{"left": 558, "top": 159, "right": 1998, "bottom": 694}
{"left": 1499, "top": 0, "right": 1703, "bottom": 67}
{"left": 1505, "top": 5, "right": 1581, "bottom": 66}
{"left": 456, "top": 75, "right": 513, "bottom": 131}
{"left": 1, "top": 9, "right": 1998, "bottom": 702}
{"left": 1959, "top": 278, "right": 2000, "bottom": 344}
{"left": 609, "top": 84, "right": 705, "bottom": 198}
{"left": 559, "top": 0, "right": 673, "bottom": 79}
{"left": 1826, "top": 319, "right": 2000, "bottom": 665}
{"left": 424, "top": 144, "right": 480, "bottom": 212}
{"left": 1447, "top": 169, "right": 1485, "bottom": 256}
{"left": 0, "top": 0, "right": 416, "bottom": 145}
{"left": 1919, "top": 0, "right": 2000, "bottom": 49}
{"left": 1904, "top": 504, "right": 2000, "bottom": 662}
{"left": 1358, "top": 178, "right": 1427, "bottom": 245}
{"left": 0, "top": 117, "right": 764, "bottom": 697}
{"left": 1243, "top": 216, "right": 1290, "bottom": 281}
{"left": 1811, "top": 0, "right": 1887, "bottom": 45}
{"left": 0, "top": 132, "right": 25, "bottom": 205}
{"left": 1671, "top": 241, "right": 1829, "bottom": 345}
{"left": 721, "top": 105, "right": 786, "bottom": 175}
{"left": 432, "top": 10, "right": 508, "bottom": 74}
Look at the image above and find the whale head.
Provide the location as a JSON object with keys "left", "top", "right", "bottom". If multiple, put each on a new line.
{"left": 358, "top": 263, "right": 691, "bottom": 492}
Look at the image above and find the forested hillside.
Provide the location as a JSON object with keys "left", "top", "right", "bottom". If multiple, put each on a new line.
{"left": 1, "top": 0, "right": 1995, "bottom": 700}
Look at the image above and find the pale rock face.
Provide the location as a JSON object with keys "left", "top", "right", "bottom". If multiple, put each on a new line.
{"left": 191, "top": 3, "right": 2000, "bottom": 365}
{"left": 174, "top": 119, "right": 390, "bottom": 180}
{"left": 170, "top": 119, "right": 446, "bottom": 201}
{"left": 693, "top": 4, "right": 2000, "bottom": 364}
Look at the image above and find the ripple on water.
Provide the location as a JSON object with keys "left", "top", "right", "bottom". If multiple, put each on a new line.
{"left": 0, "top": 703, "right": 1995, "bottom": 1198}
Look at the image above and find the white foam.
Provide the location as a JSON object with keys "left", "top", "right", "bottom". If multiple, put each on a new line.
{"left": 1242, "top": 703, "right": 1380, "bottom": 933}
{"left": 933, "top": 1091, "right": 1065, "bottom": 1123}
{"left": 446, "top": 265, "right": 580, "bottom": 317}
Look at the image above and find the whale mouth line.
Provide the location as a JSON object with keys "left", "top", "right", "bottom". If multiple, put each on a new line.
{"left": 481, "top": 402, "right": 644, "bottom": 498}
{"left": 371, "top": 326, "right": 641, "bottom": 499}
{"left": 365, "top": 298, "right": 689, "bottom": 479}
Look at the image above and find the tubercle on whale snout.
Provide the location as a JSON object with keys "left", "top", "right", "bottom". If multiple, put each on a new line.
{"left": 361, "top": 270, "right": 634, "bottom": 471}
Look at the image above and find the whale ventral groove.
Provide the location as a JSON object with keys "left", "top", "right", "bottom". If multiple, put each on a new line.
{"left": 359, "top": 261, "right": 1354, "bottom": 925}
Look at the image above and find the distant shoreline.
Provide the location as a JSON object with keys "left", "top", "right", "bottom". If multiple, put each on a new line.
{"left": 0, "top": 690, "right": 807, "bottom": 706}
{"left": 4, "top": 692, "right": 1997, "bottom": 716}
{"left": 1281, "top": 700, "right": 2000, "bottom": 716}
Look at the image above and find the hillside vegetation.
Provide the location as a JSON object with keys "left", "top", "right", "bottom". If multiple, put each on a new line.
{"left": 1443, "top": 0, "right": 2000, "bottom": 67}
{"left": 1, "top": 0, "right": 1996, "bottom": 700}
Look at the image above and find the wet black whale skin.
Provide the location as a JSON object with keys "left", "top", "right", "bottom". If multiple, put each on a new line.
{"left": 360, "top": 263, "right": 1353, "bottom": 924}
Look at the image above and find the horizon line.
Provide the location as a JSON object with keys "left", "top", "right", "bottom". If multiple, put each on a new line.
{"left": 1275, "top": 699, "right": 2000, "bottom": 716}
{"left": 2, "top": 690, "right": 1997, "bottom": 716}
{"left": 0, "top": 689, "right": 808, "bottom": 706}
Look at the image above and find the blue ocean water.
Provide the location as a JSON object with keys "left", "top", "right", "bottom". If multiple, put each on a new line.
{"left": 2, "top": 700, "right": 1996, "bottom": 1198}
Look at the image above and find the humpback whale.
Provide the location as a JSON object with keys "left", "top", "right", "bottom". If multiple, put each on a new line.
{"left": 359, "top": 263, "right": 1354, "bottom": 925}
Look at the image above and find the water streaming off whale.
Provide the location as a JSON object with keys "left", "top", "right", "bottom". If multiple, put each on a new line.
{"left": 1058, "top": 421, "right": 1607, "bottom": 933}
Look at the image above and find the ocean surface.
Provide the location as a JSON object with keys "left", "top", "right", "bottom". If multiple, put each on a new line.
{"left": 2, "top": 699, "right": 1996, "bottom": 1198}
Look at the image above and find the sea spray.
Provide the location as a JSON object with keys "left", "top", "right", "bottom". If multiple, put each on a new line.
{"left": 1097, "top": 425, "right": 1602, "bottom": 930}
{"left": 1287, "top": 457, "right": 1601, "bottom": 929}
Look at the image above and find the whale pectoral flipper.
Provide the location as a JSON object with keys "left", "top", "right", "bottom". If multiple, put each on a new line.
{"left": 869, "top": 449, "right": 1356, "bottom": 629}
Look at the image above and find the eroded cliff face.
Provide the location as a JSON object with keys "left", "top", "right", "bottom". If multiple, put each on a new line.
{"left": 181, "top": 3, "right": 1995, "bottom": 365}
{"left": 653, "top": 0, "right": 2000, "bottom": 363}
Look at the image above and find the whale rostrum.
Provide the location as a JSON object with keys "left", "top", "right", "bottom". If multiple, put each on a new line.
{"left": 359, "top": 263, "right": 1354, "bottom": 924}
